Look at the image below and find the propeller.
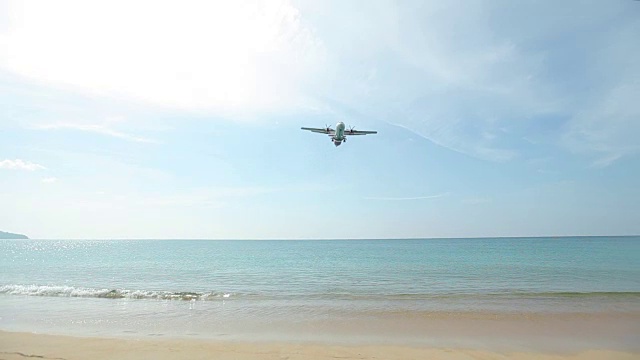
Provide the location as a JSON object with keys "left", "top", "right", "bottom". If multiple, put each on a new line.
{"left": 348, "top": 125, "right": 355, "bottom": 133}
{"left": 325, "top": 124, "right": 332, "bottom": 131}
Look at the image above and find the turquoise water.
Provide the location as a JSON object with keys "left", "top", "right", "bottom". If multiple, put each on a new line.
{"left": 1, "top": 237, "right": 639, "bottom": 344}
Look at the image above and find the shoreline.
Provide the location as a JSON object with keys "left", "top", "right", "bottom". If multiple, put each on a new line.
{"left": 1, "top": 331, "right": 638, "bottom": 360}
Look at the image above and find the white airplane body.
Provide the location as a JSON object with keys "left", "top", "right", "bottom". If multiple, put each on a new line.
{"left": 301, "top": 121, "right": 377, "bottom": 146}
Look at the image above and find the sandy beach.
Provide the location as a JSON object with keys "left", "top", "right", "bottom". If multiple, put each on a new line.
{"left": 0, "top": 331, "right": 638, "bottom": 360}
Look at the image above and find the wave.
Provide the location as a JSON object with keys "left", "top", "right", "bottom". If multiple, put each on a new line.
{"left": 2, "top": 284, "right": 639, "bottom": 301}
{"left": 0, "top": 285, "right": 233, "bottom": 300}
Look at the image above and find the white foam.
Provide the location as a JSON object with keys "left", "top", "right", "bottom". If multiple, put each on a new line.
{"left": 1, "top": 284, "right": 113, "bottom": 297}
{"left": 0, "top": 285, "right": 234, "bottom": 300}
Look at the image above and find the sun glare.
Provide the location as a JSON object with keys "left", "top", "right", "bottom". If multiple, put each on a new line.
{"left": 1, "top": 0, "right": 322, "bottom": 112}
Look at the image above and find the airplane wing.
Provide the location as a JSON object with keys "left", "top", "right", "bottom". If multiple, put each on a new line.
{"left": 301, "top": 127, "right": 335, "bottom": 135}
{"left": 344, "top": 129, "right": 377, "bottom": 135}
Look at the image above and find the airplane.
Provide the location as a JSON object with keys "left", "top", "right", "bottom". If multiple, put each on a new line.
{"left": 301, "top": 121, "right": 377, "bottom": 147}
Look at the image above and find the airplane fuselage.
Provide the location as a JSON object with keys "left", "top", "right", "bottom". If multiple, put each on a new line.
{"left": 332, "top": 121, "right": 346, "bottom": 146}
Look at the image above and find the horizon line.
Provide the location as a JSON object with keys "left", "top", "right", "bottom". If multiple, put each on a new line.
{"left": 14, "top": 234, "right": 640, "bottom": 241}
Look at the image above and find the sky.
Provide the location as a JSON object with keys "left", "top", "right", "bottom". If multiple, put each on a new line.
{"left": 1, "top": 0, "right": 639, "bottom": 239}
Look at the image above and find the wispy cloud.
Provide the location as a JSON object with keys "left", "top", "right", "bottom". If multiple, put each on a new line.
{"left": 557, "top": 8, "right": 640, "bottom": 168}
{"left": 296, "top": 2, "right": 562, "bottom": 162}
{"left": 364, "top": 192, "right": 450, "bottom": 201}
{"left": 42, "top": 177, "right": 57, "bottom": 183}
{"left": 32, "top": 123, "right": 158, "bottom": 143}
{"left": 563, "top": 82, "right": 640, "bottom": 167}
{"left": 0, "top": 159, "right": 45, "bottom": 171}
{"left": 304, "top": 2, "right": 637, "bottom": 164}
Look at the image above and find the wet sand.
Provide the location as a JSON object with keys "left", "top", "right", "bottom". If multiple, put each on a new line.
{"left": 1, "top": 331, "right": 638, "bottom": 360}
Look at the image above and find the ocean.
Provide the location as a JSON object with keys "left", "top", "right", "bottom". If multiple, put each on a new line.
{"left": 1, "top": 237, "right": 639, "bottom": 347}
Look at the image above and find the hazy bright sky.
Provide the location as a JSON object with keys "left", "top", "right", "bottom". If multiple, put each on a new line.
{"left": 1, "top": 0, "right": 639, "bottom": 239}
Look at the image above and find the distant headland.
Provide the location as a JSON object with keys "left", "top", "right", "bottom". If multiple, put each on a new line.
{"left": 0, "top": 231, "right": 29, "bottom": 239}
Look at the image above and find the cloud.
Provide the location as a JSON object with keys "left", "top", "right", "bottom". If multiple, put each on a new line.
{"left": 0, "top": 0, "right": 324, "bottom": 115}
{"left": 556, "top": 9, "right": 640, "bottom": 167}
{"left": 32, "top": 122, "right": 158, "bottom": 143}
{"left": 2, "top": 0, "right": 637, "bottom": 166}
{"left": 42, "top": 177, "right": 57, "bottom": 183}
{"left": 301, "top": 1, "right": 639, "bottom": 164}
{"left": 0, "top": 159, "right": 45, "bottom": 171}
{"left": 364, "top": 192, "right": 450, "bottom": 201}
{"left": 296, "top": 1, "right": 562, "bottom": 161}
